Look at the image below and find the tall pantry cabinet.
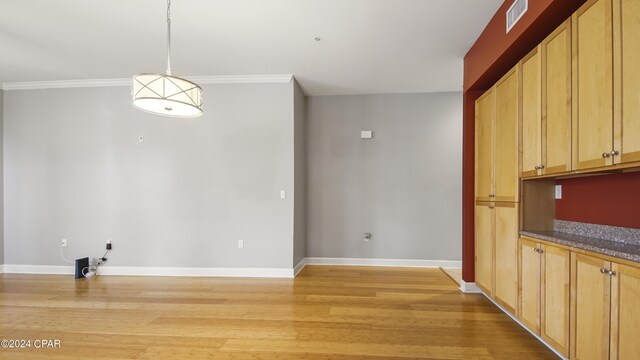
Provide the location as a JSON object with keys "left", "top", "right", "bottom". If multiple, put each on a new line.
{"left": 474, "top": 67, "right": 520, "bottom": 314}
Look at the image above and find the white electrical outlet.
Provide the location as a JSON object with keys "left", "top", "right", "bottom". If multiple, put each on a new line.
{"left": 555, "top": 185, "right": 562, "bottom": 199}
{"left": 238, "top": 240, "right": 244, "bottom": 249}
{"left": 61, "top": 239, "right": 68, "bottom": 247}
{"left": 280, "top": 190, "right": 286, "bottom": 199}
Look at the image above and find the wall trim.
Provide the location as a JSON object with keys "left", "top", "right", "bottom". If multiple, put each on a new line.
{"left": 293, "top": 258, "right": 307, "bottom": 276}
{"left": 2, "top": 264, "right": 294, "bottom": 278}
{"left": 1, "top": 74, "right": 294, "bottom": 91}
{"left": 305, "top": 257, "right": 462, "bottom": 268}
{"left": 459, "top": 280, "right": 482, "bottom": 293}
{"left": 482, "top": 293, "right": 567, "bottom": 360}
{"left": 1, "top": 258, "right": 460, "bottom": 278}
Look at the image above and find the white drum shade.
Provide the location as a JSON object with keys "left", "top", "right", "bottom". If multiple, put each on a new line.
{"left": 132, "top": 74, "right": 203, "bottom": 118}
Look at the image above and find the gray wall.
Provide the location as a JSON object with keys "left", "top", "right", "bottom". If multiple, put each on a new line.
{"left": 3, "top": 83, "right": 295, "bottom": 269}
{"left": 306, "top": 92, "right": 462, "bottom": 260}
{"left": 293, "top": 81, "right": 306, "bottom": 266}
{"left": 0, "top": 89, "right": 3, "bottom": 265}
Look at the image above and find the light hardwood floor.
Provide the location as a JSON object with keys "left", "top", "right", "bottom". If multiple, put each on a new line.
{"left": 0, "top": 266, "right": 557, "bottom": 359}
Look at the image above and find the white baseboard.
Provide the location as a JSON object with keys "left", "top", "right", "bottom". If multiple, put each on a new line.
{"left": 293, "top": 258, "right": 307, "bottom": 276}
{"left": 2, "top": 264, "right": 294, "bottom": 278}
{"left": 1, "top": 258, "right": 461, "bottom": 278}
{"left": 3, "top": 265, "right": 74, "bottom": 275}
{"left": 0, "top": 264, "right": 5, "bottom": 273}
{"left": 482, "top": 293, "right": 566, "bottom": 360}
{"left": 304, "top": 257, "right": 461, "bottom": 268}
{"left": 459, "top": 280, "right": 482, "bottom": 293}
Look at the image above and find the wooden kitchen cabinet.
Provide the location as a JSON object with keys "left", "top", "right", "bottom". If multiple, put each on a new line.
{"left": 540, "top": 243, "right": 571, "bottom": 357}
{"left": 609, "top": 262, "right": 640, "bottom": 359}
{"left": 572, "top": 0, "right": 614, "bottom": 170}
{"left": 475, "top": 203, "right": 494, "bottom": 295}
{"left": 518, "top": 238, "right": 570, "bottom": 357}
{"left": 542, "top": 19, "right": 572, "bottom": 175}
{"left": 521, "top": 19, "right": 572, "bottom": 178}
{"left": 493, "top": 202, "right": 518, "bottom": 314}
{"left": 518, "top": 238, "right": 541, "bottom": 332}
{"left": 475, "top": 201, "right": 519, "bottom": 313}
{"left": 570, "top": 252, "right": 612, "bottom": 360}
{"left": 520, "top": 47, "right": 542, "bottom": 178}
{"left": 475, "top": 90, "right": 495, "bottom": 202}
{"left": 475, "top": 66, "right": 519, "bottom": 201}
{"left": 494, "top": 68, "right": 520, "bottom": 202}
{"left": 613, "top": 0, "right": 640, "bottom": 165}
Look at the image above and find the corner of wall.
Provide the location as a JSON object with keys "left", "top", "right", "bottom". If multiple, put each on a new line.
{"left": 0, "top": 88, "right": 4, "bottom": 266}
{"left": 293, "top": 79, "right": 307, "bottom": 267}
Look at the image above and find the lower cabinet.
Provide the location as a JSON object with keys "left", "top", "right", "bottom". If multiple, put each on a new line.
{"left": 488, "top": 237, "right": 640, "bottom": 359}
{"left": 518, "top": 238, "right": 570, "bottom": 357}
{"left": 475, "top": 202, "right": 518, "bottom": 314}
{"left": 571, "top": 252, "right": 611, "bottom": 360}
{"left": 608, "top": 262, "right": 640, "bottom": 359}
{"left": 570, "top": 252, "right": 640, "bottom": 360}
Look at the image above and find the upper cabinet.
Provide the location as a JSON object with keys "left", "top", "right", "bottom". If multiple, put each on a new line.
{"left": 520, "top": 47, "right": 542, "bottom": 178}
{"left": 494, "top": 68, "right": 520, "bottom": 202}
{"left": 475, "top": 89, "right": 495, "bottom": 201}
{"left": 521, "top": 20, "right": 572, "bottom": 178}
{"left": 543, "top": 20, "right": 573, "bottom": 175}
{"left": 572, "top": 0, "right": 614, "bottom": 170}
{"left": 475, "top": 68, "right": 519, "bottom": 201}
{"left": 613, "top": 0, "right": 640, "bottom": 164}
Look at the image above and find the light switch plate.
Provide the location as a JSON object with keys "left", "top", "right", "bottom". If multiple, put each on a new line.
{"left": 280, "top": 190, "right": 286, "bottom": 199}
{"left": 361, "top": 131, "right": 373, "bottom": 139}
{"left": 555, "top": 185, "right": 562, "bottom": 199}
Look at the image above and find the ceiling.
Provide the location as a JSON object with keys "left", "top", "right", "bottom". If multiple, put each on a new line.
{"left": 0, "top": 0, "right": 501, "bottom": 95}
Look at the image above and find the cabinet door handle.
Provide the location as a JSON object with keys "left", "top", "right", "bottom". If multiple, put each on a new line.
{"left": 602, "top": 152, "right": 611, "bottom": 158}
{"left": 538, "top": 248, "right": 544, "bottom": 254}
{"left": 609, "top": 270, "right": 617, "bottom": 276}
{"left": 600, "top": 268, "right": 609, "bottom": 273}
{"left": 488, "top": 206, "right": 495, "bottom": 209}
{"left": 611, "top": 150, "right": 619, "bottom": 157}
{"left": 489, "top": 194, "right": 495, "bottom": 198}
{"left": 534, "top": 248, "right": 539, "bottom": 253}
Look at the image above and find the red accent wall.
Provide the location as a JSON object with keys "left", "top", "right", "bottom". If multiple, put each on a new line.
{"left": 556, "top": 173, "right": 640, "bottom": 229}
{"left": 461, "top": 0, "right": 587, "bottom": 282}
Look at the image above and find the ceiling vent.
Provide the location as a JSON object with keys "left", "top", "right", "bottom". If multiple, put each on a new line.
{"left": 506, "top": 0, "right": 528, "bottom": 33}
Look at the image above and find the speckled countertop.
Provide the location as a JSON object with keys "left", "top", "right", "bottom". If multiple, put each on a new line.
{"left": 520, "top": 230, "right": 640, "bottom": 262}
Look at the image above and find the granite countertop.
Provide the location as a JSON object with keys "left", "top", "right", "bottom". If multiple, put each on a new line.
{"left": 520, "top": 229, "right": 640, "bottom": 263}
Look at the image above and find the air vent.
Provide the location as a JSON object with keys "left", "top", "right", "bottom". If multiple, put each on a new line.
{"left": 506, "top": 0, "right": 528, "bottom": 33}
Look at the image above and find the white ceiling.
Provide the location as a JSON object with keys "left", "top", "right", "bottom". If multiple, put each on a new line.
{"left": 0, "top": 0, "right": 501, "bottom": 95}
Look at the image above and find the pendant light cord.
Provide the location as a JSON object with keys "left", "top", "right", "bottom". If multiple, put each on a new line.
{"left": 166, "top": 0, "right": 172, "bottom": 75}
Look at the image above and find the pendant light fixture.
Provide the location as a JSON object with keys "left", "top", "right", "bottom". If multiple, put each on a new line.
{"left": 132, "top": 0, "right": 203, "bottom": 118}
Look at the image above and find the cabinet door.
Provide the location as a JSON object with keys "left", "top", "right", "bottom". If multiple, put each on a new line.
{"left": 494, "top": 202, "right": 518, "bottom": 314}
{"left": 572, "top": 0, "right": 614, "bottom": 170}
{"left": 542, "top": 19, "right": 572, "bottom": 175}
{"left": 570, "top": 252, "right": 612, "bottom": 360}
{"left": 614, "top": 0, "right": 640, "bottom": 164}
{"left": 494, "top": 68, "right": 520, "bottom": 201}
{"left": 540, "top": 244, "right": 570, "bottom": 357}
{"left": 475, "top": 203, "right": 494, "bottom": 295}
{"left": 521, "top": 48, "right": 542, "bottom": 178}
{"left": 610, "top": 262, "right": 640, "bottom": 360}
{"left": 475, "top": 90, "right": 495, "bottom": 201}
{"left": 519, "top": 238, "right": 540, "bottom": 334}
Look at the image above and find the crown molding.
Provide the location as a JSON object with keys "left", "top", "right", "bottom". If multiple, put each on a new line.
{"left": 1, "top": 74, "right": 294, "bottom": 91}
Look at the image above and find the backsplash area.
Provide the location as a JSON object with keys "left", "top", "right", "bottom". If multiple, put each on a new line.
{"left": 556, "top": 172, "right": 640, "bottom": 229}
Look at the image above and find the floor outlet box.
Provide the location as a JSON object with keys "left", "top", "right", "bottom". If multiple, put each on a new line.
{"left": 75, "top": 257, "right": 89, "bottom": 279}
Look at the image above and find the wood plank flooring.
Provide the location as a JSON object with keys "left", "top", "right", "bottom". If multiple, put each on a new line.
{"left": 0, "top": 266, "right": 557, "bottom": 359}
